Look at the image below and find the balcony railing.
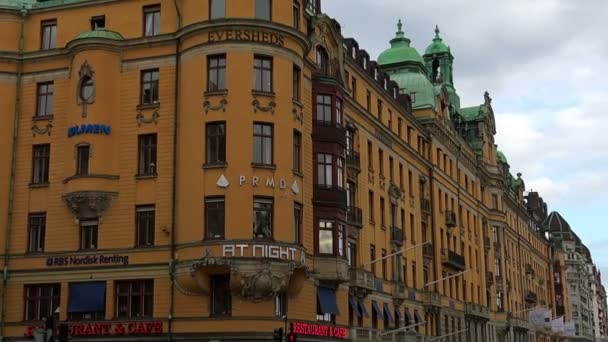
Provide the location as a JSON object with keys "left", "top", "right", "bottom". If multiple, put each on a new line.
{"left": 445, "top": 210, "right": 457, "bottom": 227}
{"left": 346, "top": 150, "right": 361, "bottom": 171}
{"left": 526, "top": 291, "right": 538, "bottom": 303}
{"left": 347, "top": 206, "right": 363, "bottom": 227}
{"left": 392, "top": 282, "right": 406, "bottom": 300}
{"left": 423, "top": 242, "right": 434, "bottom": 260}
{"left": 390, "top": 226, "right": 403, "bottom": 245}
{"left": 420, "top": 198, "right": 431, "bottom": 216}
{"left": 312, "top": 121, "right": 347, "bottom": 147}
{"left": 349, "top": 268, "right": 375, "bottom": 292}
{"left": 313, "top": 184, "right": 347, "bottom": 208}
{"left": 441, "top": 248, "right": 465, "bottom": 271}
{"left": 424, "top": 291, "right": 442, "bottom": 308}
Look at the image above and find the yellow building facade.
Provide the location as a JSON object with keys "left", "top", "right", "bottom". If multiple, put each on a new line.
{"left": 0, "top": 1, "right": 562, "bottom": 341}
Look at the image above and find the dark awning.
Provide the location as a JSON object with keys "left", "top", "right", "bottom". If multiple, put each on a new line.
{"left": 414, "top": 309, "right": 424, "bottom": 323}
{"left": 349, "top": 296, "right": 361, "bottom": 317}
{"left": 395, "top": 306, "right": 402, "bottom": 320}
{"left": 371, "top": 300, "right": 384, "bottom": 320}
{"left": 404, "top": 307, "right": 413, "bottom": 322}
{"left": 68, "top": 282, "right": 106, "bottom": 313}
{"left": 383, "top": 303, "right": 394, "bottom": 323}
{"left": 317, "top": 287, "right": 340, "bottom": 315}
{"left": 358, "top": 298, "right": 370, "bottom": 318}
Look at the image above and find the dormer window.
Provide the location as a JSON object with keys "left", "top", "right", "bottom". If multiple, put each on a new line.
{"left": 383, "top": 78, "right": 387, "bottom": 90}
{"left": 393, "top": 88, "right": 398, "bottom": 99}
{"left": 90, "top": 15, "right": 105, "bottom": 30}
{"left": 374, "top": 68, "right": 378, "bottom": 80}
{"left": 362, "top": 57, "right": 367, "bottom": 70}
{"left": 351, "top": 47, "right": 356, "bottom": 59}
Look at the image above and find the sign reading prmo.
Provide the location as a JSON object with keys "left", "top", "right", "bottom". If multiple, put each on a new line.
{"left": 222, "top": 243, "right": 306, "bottom": 266}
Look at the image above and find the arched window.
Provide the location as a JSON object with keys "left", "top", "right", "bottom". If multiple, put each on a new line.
{"left": 316, "top": 46, "right": 329, "bottom": 74}
{"left": 80, "top": 76, "right": 94, "bottom": 102}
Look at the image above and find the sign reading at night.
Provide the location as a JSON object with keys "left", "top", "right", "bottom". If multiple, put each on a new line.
{"left": 46, "top": 254, "right": 129, "bottom": 267}
{"left": 25, "top": 321, "right": 163, "bottom": 337}
{"left": 291, "top": 322, "right": 348, "bottom": 339}
{"left": 222, "top": 244, "right": 306, "bottom": 265}
{"left": 207, "top": 29, "right": 285, "bottom": 46}
{"left": 67, "top": 124, "right": 111, "bottom": 137}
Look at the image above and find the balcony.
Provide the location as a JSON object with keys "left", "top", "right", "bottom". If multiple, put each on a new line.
{"left": 347, "top": 206, "right": 363, "bottom": 228}
{"left": 466, "top": 303, "right": 490, "bottom": 319}
{"left": 312, "top": 121, "right": 347, "bottom": 147}
{"left": 445, "top": 210, "right": 457, "bottom": 227}
{"left": 526, "top": 291, "right": 538, "bottom": 303}
{"left": 346, "top": 150, "right": 361, "bottom": 172}
{"left": 486, "top": 272, "right": 494, "bottom": 286}
{"left": 313, "top": 184, "right": 347, "bottom": 208}
{"left": 424, "top": 291, "right": 442, "bottom": 309}
{"left": 423, "top": 242, "right": 434, "bottom": 260}
{"left": 392, "top": 282, "right": 406, "bottom": 300}
{"left": 441, "top": 248, "right": 465, "bottom": 271}
{"left": 349, "top": 268, "right": 375, "bottom": 295}
{"left": 390, "top": 226, "right": 404, "bottom": 246}
{"left": 420, "top": 198, "right": 431, "bottom": 216}
{"left": 313, "top": 255, "right": 349, "bottom": 283}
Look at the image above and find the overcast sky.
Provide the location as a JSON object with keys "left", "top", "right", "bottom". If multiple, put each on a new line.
{"left": 324, "top": 0, "right": 608, "bottom": 283}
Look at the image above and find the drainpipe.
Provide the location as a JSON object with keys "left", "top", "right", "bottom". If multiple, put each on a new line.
{"left": 168, "top": 1, "right": 181, "bottom": 341}
{"left": 1, "top": 6, "right": 27, "bottom": 338}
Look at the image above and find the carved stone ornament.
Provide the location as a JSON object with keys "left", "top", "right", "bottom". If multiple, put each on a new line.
{"left": 292, "top": 105, "right": 303, "bottom": 124}
{"left": 32, "top": 120, "right": 53, "bottom": 136}
{"left": 64, "top": 191, "right": 117, "bottom": 220}
{"left": 203, "top": 95, "right": 228, "bottom": 114}
{"left": 252, "top": 97, "right": 276, "bottom": 114}
{"left": 229, "top": 260, "right": 296, "bottom": 302}
{"left": 77, "top": 61, "right": 96, "bottom": 118}
{"left": 388, "top": 184, "right": 401, "bottom": 201}
{"left": 136, "top": 108, "right": 160, "bottom": 126}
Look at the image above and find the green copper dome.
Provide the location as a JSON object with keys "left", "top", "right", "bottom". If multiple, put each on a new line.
{"left": 378, "top": 20, "right": 424, "bottom": 66}
{"left": 425, "top": 26, "right": 450, "bottom": 55}
{"left": 386, "top": 68, "right": 436, "bottom": 109}
{"left": 497, "top": 150, "right": 508, "bottom": 164}
{"left": 75, "top": 29, "right": 124, "bottom": 41}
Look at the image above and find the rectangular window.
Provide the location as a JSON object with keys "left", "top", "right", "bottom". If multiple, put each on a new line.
{"left": 40, "top": 20, "right": 57, "bottom": 50}
{"left": 275, "top": 292, "right": 288, "bottom": 317}
{"left": 408, "top": 170, "right": 413, "bottom": 195}
{"left": 136, "top": 206, "right": 155, "bottom": 247}
{"left": 206, "top": 122, "right": 226, "bottom": 165}
{"left": 205, "top": 197, "right": 225, "bottom": 239}
{"left": 115, "top": 280, "right": 153, "bottom": 318}
{"left": 347, "top": 241, "right": 357, "bottom": 267}
{"left": 36, "top": 82, "right": 54, "bottom": 117}
{"left": 28, "top": 213, "right": 46, "bottom": 253}
{"left": 293, "top": 130, "right": 301, "bottom": 172}
{"left": 316, "top": 94, "right": 333, "bottom": 123}
{"left": 253, "top": 55, "right": 273, "bottom": 92}
{"left": 351, "top": 77, "right": 357, "bottom": 98}
{"left": 366, "top": 90, "right": 371, "bottom": 112}
{"left": 370, "top": 245, "right": 376, "bottom": 275}
{"left": 398, "top": 118, "right": 402, "bottom": 137}
{"left": 380, "top": 197, "right": 385, "bottom": 228}
{"left": 32, "top": 144, "right": 50, "bottom": 185}
{"left": 389, "top": 157, "right": 394, "bottom": 182}
{"left": 338, "top": 224, "right": 344, "bottom": 257}
{"left": 255, "top": 0, "right": 271, "bottom": 20}
{"left": 492, "top": 194, "right": 499, "bottom": 209}
{"left": 76, "top": 145, "right": 90, "bottom": 176}
{"left": 253, "top": 123, "right": 273, "bottom": 165}
{"left": 68, "top": 282, "right": 106, "bottom": 320}
{"left": 293, "top": 65, "right": 301, "bottom": 101}
{"left": 399, "top": 163, "right": 404, "bottom": 189}
{"left": 318, "top": 220, "right": 333, "bottom": 254}
{"left": 410, "top": 214, "right": 415, "bottom": 244}
{"left": 381, "top": 249, "right": 387, "bottom": 280}
{"left": 378, "top": 149, "right": 384, "bottom": 176}
{"left": 317, "top": 153, "right": 333, "bottom": 186}
{"left": 292, "top": 0, "right": 300, "bottom": 29}
{"left": 368, "top": 190, "right": 374, "bottom": 222}
{"left": 24, "top": 284, "right": 60, "bottom": 321}
{"left": 90, "top": 15, "right": 105, "bottom": 30}
{"left": 412, "top": 262, "right": 417, "bottom": 288}
{"left": 367, "top": 140, "right": 373, "bottom": 170}
{"left": 377, "top": 100, "right": 383, "bottom": 121}
{"left": 80, "top": 219, "right": 98, "bottom": 250}
{"left": 207, "top": 54, "right": 226, "bottom": 91}
{"left": 294, "top": 203, "right": 302, "bottom": 244}
{"left": 210, "top": 0, "right": 226, "bottom": 19}
{"left": 143, "top": 5, "right": 161, "bottom": 37}
{"left": 210, "top": 275, "right": 231, "bottom": 316}
{"left": 253, "top": 197, "right": 273, "bottom": 239}
{"left": 138, "top": 134, "right": 157, "bottom": 176}
{"left": 141, "top": 69, "right": 159, "bottom": 105}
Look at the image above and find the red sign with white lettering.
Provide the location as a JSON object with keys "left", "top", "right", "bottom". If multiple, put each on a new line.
{"left": 25, "top": 321, "right": 163, "bottom": 337}
{"left": 291, "top": 322, "right": 348, "bottom": 339}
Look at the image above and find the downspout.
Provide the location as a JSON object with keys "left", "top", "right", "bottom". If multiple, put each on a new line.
{"left": 168, "top": 1, "right": 181, "bottom": 341}
{"left": 1, "top": 6, "right": 27, "bottom": 338}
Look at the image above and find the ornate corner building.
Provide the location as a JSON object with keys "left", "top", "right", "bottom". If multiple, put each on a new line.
{"left": 0, "top": 1, "right": 606, "bottom": 342}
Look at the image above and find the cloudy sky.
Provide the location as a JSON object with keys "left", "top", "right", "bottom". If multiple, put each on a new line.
{"left": 324, "top": 0, "right": 608, "bottom": 280}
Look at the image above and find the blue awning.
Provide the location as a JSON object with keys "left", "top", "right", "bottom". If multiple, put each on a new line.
{"left": 404, "top": 307, "right": 413, "bottom": 322}
{"left": 395, "top": 306, "right": 402, "bottom": 320}
{"left": 349, "top": 296, "right": 361, "bottom": 317}
{"left": 68, "top": 282, "right": 106, "bottom": 313}
{"left": 358, "top": 298, "right": 370, "bottom": 318}
{"left": 383, "top": 303, "right": 394, "bottom": 323}
{"left": 414, "top": 309, "right": 424, "bottom": 324}
{"left": 371, "top": 300, "right": 384, "bottom": 320}
{"left": 317, "top": 287, "right": 340, "bottom": 315}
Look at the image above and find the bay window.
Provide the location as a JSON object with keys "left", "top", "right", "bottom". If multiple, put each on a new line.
{"left": 317, "top": 219, "right": 346, "bottom": 257}
{"left": 315, "top": 94, "right": 343, "bottom": 125}
{"left": 316, "top": 153, "right": 345, "bottom": 189}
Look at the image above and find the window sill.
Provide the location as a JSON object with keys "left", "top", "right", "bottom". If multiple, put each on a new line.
{"left": 29, "top": 183, "right": 49, "bottom": 189}
{"left": 135, "top": 174, "right": 158, "bottom": 180}
{"left": 251, "top": 163, "right": 276, "bottom": 170}
{"left": 292, "top": 99, "right": 304, "bottom": 108}
{"left": 251, "top": 90, "right": 275, "bottom": 98}
{"left": 203, "top": 163, "right": 228, "bottom": 169}
{"left": 292, "top": 170, "right": 304, "bottom": 178}
{"left": 32, "top": 114, "right": 54, "bottom": 121}
{"left": 204, "top": 89, "right": 228, "bottom": 97}
{"left": 63, "top": 173, "right": 120, "bottom": 184}
{"left": 137, "top": 103, "right": 160, "bottom": 110}
{"left": 204, "top": 236, "right": 225, "bottom": 241}
{"left": 134, "top": 244, "right": 155, "bottom": 249}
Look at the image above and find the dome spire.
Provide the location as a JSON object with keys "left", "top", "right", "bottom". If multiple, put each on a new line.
{"left": 433, "top": 25, "right": 442, "bottom": 42}
{"left": 390, "top": 19, "right": 410, "bottom": 46}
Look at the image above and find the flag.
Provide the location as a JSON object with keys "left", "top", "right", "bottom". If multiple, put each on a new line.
{"left": 564, "top": 321, "right": 576, "bottom": 337}
{"left": 529, "top": 307, "right": 544, "bottom": 326}
{"left": 542, "top": 308, "right": 552, "bottom": 329}
{"left": 551, "top": 316, "right": 564, "bottom": 334}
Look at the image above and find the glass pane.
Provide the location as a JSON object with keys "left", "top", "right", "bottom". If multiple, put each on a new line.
{"left": 38, "top": 96, "right": 46, "bottom": 116}
{"left": 319, "top": 230, "right": 333, "bottom": 254}
{"left": 263, "top": 70, "right": 272, "bottom": 92}
{"left": 217, "top": 69, "right": 226, "bottom": 90}
{"left": 50, "top": 26, "right": 57, "bottom": 48}
{"left": 210, "top": 0, "right": 226, "bottom": 19}
{"left": 263, "top": 138, "right": 272, "bottom": 164}
{"left": 254, "top": 69, "right": 262, "bottom": 91}
{"left": 253, "top": 137, "right": 261, "bottom": 163}
{"left": 153, "top": 13, "right": 161, "bottom": 35}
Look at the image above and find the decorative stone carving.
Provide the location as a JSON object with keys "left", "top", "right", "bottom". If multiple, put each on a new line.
{"left": 389, "top": 184, "right": 401, "bottom": 201}
{"left": 32, "top": 120, "right": 53, "bottom": 136}
{"left": 203, "top": 95, "right": 228, "bottom": 113}
{"left": 64, "top": 191, "right": 117, "bottom": 220}
{"left": 77, "top": 61, "right": 95, "bottom": 118}
{"left": 136, "top": 108, "right": 160, "bottom": 126}
{"left": 252, "top": 97, "right": 276, "bottom": 114}
{"left": 292, "top": 104, "right": 303, "bottom": 124}
{"left": 231, "top": 261, "right": 291, "bottom": 302}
